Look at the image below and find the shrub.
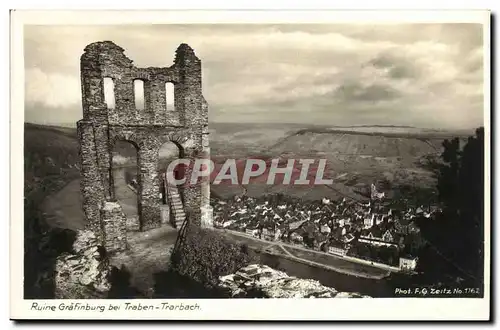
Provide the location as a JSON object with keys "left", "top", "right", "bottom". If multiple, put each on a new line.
{"left": 170, "top": 222, "right": 257, "bottom": 289}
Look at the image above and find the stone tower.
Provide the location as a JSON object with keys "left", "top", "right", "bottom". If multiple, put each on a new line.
{"left": 77, "top": 41, "right": 212, "bottom": 252}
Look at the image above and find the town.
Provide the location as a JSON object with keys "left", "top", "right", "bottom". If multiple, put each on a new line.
{"left": 211, "top": 184, "right": 441, "bottom": 273}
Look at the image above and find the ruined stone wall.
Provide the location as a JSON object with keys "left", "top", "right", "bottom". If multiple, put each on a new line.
{"left": 200, "top": 107, "right": 213, "bottom": 228}
{"left": 107, "top": 126, "right": 202, "bottom": 230}
{"left": 77, "top": 121, "right": 107, "bottom": 242}
{"left": 78, "top": 40, "right": 209, "bottom": 251}
{"left": 54, "top": 230, "right": 111, "bottom": 299}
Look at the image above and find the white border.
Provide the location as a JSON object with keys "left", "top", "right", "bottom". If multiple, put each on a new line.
{"left": 9, "top": 9, "right": 491, "bottom": 24}
{"left": 10, "top": 10, "right": 491, "bottom": 321}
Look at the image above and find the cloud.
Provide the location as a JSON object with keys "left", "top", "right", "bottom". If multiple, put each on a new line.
{"left": 335, "top": 82, "right": 399, "bottom": 102}
{"left": 23, "top": 24, "right": 484, "bottom": 129}
{"left": 25, "top": 67, "right": 81, "bottom": 108}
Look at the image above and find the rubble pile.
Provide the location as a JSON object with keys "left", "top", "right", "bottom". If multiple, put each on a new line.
{"left": 54, "top": 230, "right": 111, "bottom": 299}
{"left": 219, "top": 264, "right": 370, "bottom": 298}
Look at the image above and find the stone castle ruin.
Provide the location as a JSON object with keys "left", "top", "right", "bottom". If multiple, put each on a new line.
{"left": 77, "top": 41, "right": 212, "bottom": 252}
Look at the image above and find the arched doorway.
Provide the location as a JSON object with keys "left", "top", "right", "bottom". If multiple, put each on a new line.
{"left": 112, "top": 140, "right": 140, "bottom": 231}
{"left": 158, "top": 141, "right": 184, "bottom": 228}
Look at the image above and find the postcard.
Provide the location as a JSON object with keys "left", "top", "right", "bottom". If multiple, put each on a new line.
{"left": 10, "top": 9, "right": 491, "bottom": 321}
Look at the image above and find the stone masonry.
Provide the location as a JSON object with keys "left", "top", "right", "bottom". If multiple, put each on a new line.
{"left": 77, "top": 41, "right": 211, "bottom": 252}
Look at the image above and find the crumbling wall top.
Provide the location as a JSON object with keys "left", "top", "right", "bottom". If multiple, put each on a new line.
{"left": 81, "top": 40, "right": 134, "bottom": 69}
{"left": 175, "top": 43, "right": 200, "bottom": 64}
{"left": 80, "top": 40, "right": 205, "bottom": 127}
{"left": 83, "top": 40, "right": 126, "bottom": 54}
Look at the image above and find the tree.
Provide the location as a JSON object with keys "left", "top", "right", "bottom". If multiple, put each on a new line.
{"left": 420, "top": 127, "right": 485, "bottom": 284}
{"left": 437, "top": 137, "right": 461, "bottom": 215}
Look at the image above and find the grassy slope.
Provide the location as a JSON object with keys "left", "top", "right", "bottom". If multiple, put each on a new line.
{"left": 24, "top": 123, "right": 83, "bottom": 232}
{"left": 24, "top": 123, "right": 80, "bottom": 196}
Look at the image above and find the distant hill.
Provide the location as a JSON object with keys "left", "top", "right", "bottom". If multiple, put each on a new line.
{"left": 208, "top": 123, "right": 472, "bottom": 201}
{"left": 24, "top": 123, "right": 80, "bottom": 196}
{"left": 267, "top": 129, "right": 446, "bottom": 159}
{"left": 209, "top": 122, "right": 471, "bottom": 154}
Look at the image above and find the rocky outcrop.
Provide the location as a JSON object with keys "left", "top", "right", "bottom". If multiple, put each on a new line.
{"left": 54, "top": 230, "right": 111, "bottom": 299}
{"left": 219, "top": 264, "right": 370, "bottom": 298}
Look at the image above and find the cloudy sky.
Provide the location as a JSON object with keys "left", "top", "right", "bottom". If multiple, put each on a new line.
{"left": 24, "top": 24, "right": 484, "bottom": 129}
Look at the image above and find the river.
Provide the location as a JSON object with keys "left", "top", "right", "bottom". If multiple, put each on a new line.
{"left": 257, "top": 251, "right": 397, "bottom": 297}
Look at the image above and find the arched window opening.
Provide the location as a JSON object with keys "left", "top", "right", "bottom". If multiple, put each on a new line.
{"left": 134, "top": 79, "right": 145, "bottom": 110}
{"left": 158, "top": 141, "right": 184, "bottom": 228}
{"left": 165, "top": 82, "right": 175, "bottom": 111}
{"left": 158, "top": 141, "right": 183, "bottom": 178}
{"left": 112, "top": 140, "right": 140, "bottom": 232}
{"left": 103, "top": 77, "right": 115, "bottom": 109}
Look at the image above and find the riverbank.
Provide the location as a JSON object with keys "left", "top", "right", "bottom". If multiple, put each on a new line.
{"left": 220, "top": 264, "right": 371, "bottom": 298}
{"left": 219, "top": 229, "right": 391, "bottom": 280}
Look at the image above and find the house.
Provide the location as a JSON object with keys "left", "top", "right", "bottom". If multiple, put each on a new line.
{"left": 289, "top": 232, "right": 303, "bottom": 243}
{"left": 399, "top": 256, "right": 418, "bottom": 271}
{"left": 289, "top": 219, "right": 307, "bottom": 231}
{"left": 230, "top": 209, "right": 248, "bottom": 217}
{"left": 312, "top": 215, "right": 322, "bottom": 224}
{"left": 363, "top": 214, "right": 375, "bottom": 228}
{"left": 342, "top": 233, "right": 355, "bottom": 244}
{"left": 359, "top": 227, "right": 398, "bottom": 248}
{"left": 328, "top": 240, "right": 348, "bottom": 256}
{"left": 320, "top": 224, "right": 331, "bottom": 234}
{"left": 370, "top": 184, "right": 385, "bottom": 200}
{"left": 395, "top": 218, "right": 420, "bottom": 235}
{"left": 331, "top": 227, "right": 344, "bottom": 241}
{"left": 222, "top": 220, "right": 235, "bottom": 228}
{"left": 381, "top": 229, "right": 395, "bottom": 243}
{"left": 359, "top": 229, "right": 377, "bottom": 240}
{"left": 261, "top": 225, "right": 275, "bottom": 239}
{"left": 375, "top": 214, "right": 385, "bottom": 225}
{"left": 245, "top": 227, "right": 259, "bottom": 237}
{"left": 274, "top": 227, "right": 282, "bottom": 241}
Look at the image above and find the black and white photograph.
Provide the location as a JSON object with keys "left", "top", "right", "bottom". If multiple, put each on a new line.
{"left": 10, "top": 10, "right": 491, "bottom": 320}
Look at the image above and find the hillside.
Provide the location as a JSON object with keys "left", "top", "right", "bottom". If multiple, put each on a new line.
{"left": 269, "top": 130, "right": 442, "bottom": 157}
{"left": 24, "top": 123, "right": 80, "bottom": 197}
{"left": 209, "top": 123, "right": 471, "bottom": 201}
